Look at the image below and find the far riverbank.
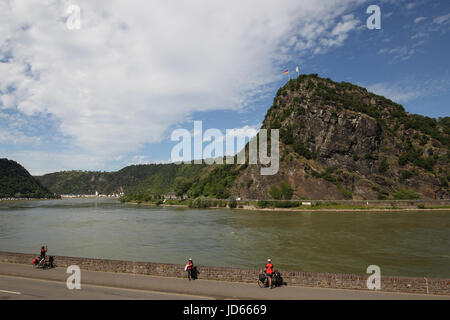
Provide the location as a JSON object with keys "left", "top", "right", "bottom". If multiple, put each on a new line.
{"left": 125, "top": 198, "right": 450, "bottom": 212}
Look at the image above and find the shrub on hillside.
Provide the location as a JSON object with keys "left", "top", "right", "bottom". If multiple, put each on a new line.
{"left": 269, "top": 181, "right": 293, "bottom": 200}
{"left": 378, "top": 158, "right": 388, "bottom": 174}
{"left": 228, "top": 197, "right": 237, "bottom": 209}
{"left": 392, "top": 189, "right": 420, "bottom": 200}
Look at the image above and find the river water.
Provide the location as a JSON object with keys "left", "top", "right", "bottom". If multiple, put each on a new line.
{"left": 0, "top": 198, "right": 449, "bottom": 278}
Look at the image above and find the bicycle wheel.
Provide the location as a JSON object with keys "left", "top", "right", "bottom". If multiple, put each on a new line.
{"left": 257, "top": 279, "right": 265, "bottom": 288}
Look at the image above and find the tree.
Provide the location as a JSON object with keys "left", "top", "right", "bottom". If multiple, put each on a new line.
{"left": 228, "top": 197, "right": 237, "bottom": 209}
{"left": 293, "top": 141, "right": 312, "bottom": 159}
{"left": 269, "top": 185, "right": 282, "bottom": 200}
{"left": 280, "top": 125, "right": 294, "bottom": 145}
{"left": 279, "top": 181, "right": 293, "bottom": 200}
{"left": 173, "top": 177, "right": 192, "bottom": 197}
{"left": 269, "top": 181, "right": 293, "bottom": 200}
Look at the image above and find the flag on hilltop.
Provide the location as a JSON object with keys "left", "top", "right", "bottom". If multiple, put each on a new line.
{"left": 296, "top": 66, "right": 299, "bottom": 73}
{"left": 284, "top": 70, "right": 289, "bottom": 75}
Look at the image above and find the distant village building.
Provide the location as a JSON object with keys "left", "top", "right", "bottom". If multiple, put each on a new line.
{"left": 163, "top": 191, "right": 186, "bottom": 200}
{"left": 163, "top": 191, "right": 178, "bottom": 200}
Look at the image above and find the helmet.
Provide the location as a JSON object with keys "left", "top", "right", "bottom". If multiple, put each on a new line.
{"left": 189, "top": 258, "right": 192, "bottom": 261}
{"left": 267, "top": 258, "right": 271, "bottom": 262}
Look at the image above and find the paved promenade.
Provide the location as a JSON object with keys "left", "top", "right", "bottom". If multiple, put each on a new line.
{"left": 0, "top": 262, "right": 447, "bottom": 300}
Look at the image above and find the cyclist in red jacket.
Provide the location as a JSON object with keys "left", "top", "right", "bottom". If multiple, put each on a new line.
{"left": 264, "top": 258, "right": 274, "bottom": 289}
{"left": 186, "top": 258, "right": 194, "bottom": 280}
{"left": 39, "top": 246, "right": 47, "bottom": 267}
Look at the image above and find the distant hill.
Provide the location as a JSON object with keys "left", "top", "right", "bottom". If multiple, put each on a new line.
{"left": 35, "top": 74, "right": 450, "bottom": 200}
{"left": 0, "top": 159, "right": 56, "bottom": 198}
{"left": 36, "top": 163, "right": 208, "bottom": 196}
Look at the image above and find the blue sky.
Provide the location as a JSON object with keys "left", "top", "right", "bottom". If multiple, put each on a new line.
{"left": 0, "top": 0, "right": 449, "bottom": 175}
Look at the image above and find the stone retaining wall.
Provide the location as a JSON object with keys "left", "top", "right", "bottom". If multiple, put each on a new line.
{"left": 244, "top": 199, "right": 450, "bottom": 208}
{"left": 1, "top": 251, "right": 448, "bottom": 295}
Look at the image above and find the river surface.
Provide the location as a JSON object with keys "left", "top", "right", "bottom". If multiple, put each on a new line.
{"left": 0, "top": 198, "right": 449, "bottom": 278}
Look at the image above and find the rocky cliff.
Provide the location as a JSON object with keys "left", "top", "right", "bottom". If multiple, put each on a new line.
{"left": 231, "top": 74, "right": 449, "bottom": 200}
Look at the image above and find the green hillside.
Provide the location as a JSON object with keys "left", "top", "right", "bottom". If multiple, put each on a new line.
{"left": 37, "top": 163, "right": 209, "bottom": 196}
{"left": 0, "top": 159, "right": 56, "bottom": 198}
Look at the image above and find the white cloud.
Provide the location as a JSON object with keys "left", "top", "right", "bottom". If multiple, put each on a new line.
{"left": 212, "top": 124, "right": 260, "bottom": 157}
{"left": 411, "top": 32, "right": 427, "bottom": 40}
{"left": 0, "top": 126, "right": 42, "bottom": 145}
{"left": 323, "top": 14, "right": 360, "bottom": 48}
{"left": 131, "top": 155, "right": 150, "bottom": 165}
{"left": 384, "top": 12, "right": 393, "bottom": 19}
{"left": 414, "top": 17, "right": 426, "bottom": 24}
{"left": 366, "top": 83, "right": 422, "bottom": 103}
{"left": 184, "top": 122, "right": 259, "bottom": 158}
{"left": 377, "top": 46, "right": 416, "bottom": 62}
{"left": 0, "top": 150, "right": 110, "bottom": 175}
{"left": 406, "top": 2, "right": 418, "bottom": 10}
{"left": 0, "top": 0, "right": 364, "bottom": 173}
{"left": 225, "top": 125, "right": 259, "bottom": 139}
{"left": 366, "top": 77, "right": 450, "bottom": 105}
{"left": 433, "top": 13, "right": 450, "bottom": 25}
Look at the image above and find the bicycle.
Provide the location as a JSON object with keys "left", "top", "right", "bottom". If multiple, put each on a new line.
{"left": 258, "top": 271, "right": 284, "bottom": 288}
{"left": 32, "top": 245, "right": 54, "bottom": 269}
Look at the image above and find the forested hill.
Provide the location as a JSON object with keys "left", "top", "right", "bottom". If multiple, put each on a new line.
{"left": 35, "top": 163, "right": 208, "bottom": 196}
{"left": 0, "top": 159, "right": 56, "bottom": 198}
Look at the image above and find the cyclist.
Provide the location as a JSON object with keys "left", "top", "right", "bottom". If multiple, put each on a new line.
{"left": 264, "top": 258, "right": 274, "bottom": 289}
{"left": 186, "top": 258, "right": 194, "bottom": 280}
{"left": 39, "top": 245, "right": 47, "bottom": 267}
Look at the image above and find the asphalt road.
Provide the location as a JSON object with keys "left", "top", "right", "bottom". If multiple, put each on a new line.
{"left": 0, "top": 275, "right": 212, "bottom": 300}
{"left": 0, "top": 263, "right": 448, "bottom": 300}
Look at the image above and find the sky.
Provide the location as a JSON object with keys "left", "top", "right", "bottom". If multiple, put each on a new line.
{"left": 0, "top": 0, "right": 449, "bottom": 175}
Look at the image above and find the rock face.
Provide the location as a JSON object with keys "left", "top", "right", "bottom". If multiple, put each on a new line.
{"left": 231, "top": 74, "right": 449, "bottom": 200}
{"left": 298, "top": 103, "right": 383, "bottom": 174}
